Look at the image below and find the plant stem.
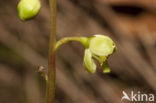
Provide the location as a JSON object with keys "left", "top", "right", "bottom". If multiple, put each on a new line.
{"left": 54, "top": 36, "right": 88, "bottom": 51}
{"left": 46, "top": 0, "right": 56, "bottom": 103}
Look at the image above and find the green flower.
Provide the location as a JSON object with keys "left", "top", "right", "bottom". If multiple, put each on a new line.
{"left": 53, "top": 34, "right": 116, "bottom": 74}
{"left": 83, "top": 34, "right": 116, "bottom": 74}
{"left": 17, "top": 0, "right": 41, "bottom": 21}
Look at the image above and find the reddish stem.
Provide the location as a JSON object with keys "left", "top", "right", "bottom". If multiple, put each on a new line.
{"left": 46, "top": 0, "right": 56, "bottom": 103}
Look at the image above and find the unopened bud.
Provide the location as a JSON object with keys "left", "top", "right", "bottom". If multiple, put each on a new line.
{"left": 17, "top": 0, "right": 41, "bottom": 20}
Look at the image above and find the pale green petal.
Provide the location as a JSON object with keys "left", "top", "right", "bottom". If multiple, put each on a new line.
{"left": 84, "top": 49, "right": 96, "bottom": 74}
{"left": 17, "top": 0, "right": 41, "bottom": 20}
{"left": 89, "top": 34, "right": 116, "bottom": 56}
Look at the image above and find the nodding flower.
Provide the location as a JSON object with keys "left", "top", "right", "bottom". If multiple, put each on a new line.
{"left": 83, "top": 34, "right": 116, "bottom": 74}
{"left": 17, "top": 0, "right": 41, "bottom": 21}
{"left": 53, "top": 34, "right": 116, "bottom": 74}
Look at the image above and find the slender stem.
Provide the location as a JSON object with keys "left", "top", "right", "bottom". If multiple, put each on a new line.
{"left": 54, "top": 36, "right": 88, "bottom": 51}
{"left": 46, "top": 0, "right": 56, "bottom": 103}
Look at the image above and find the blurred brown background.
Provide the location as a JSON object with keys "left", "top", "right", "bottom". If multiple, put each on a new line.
{"left": 0, "top": 0, "right": 156, "bottom": 103}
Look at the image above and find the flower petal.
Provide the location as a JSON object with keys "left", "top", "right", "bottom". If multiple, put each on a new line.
{"left": 89, "top": 34, "right": 116, "bottom": 56}
{"left": 83, "top": 49, "right": 96, "bottom": 74}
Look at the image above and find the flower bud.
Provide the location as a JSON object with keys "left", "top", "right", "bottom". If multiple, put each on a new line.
{"left": 17, "top": 0, "right": 41, "bottom": 20}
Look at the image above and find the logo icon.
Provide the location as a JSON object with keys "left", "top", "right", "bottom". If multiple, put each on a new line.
{"left": 121, "top": 91, "right": 130, "bottom": 101}
{"left": 121, "top": 91, "right": 154, "bottom": 102}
